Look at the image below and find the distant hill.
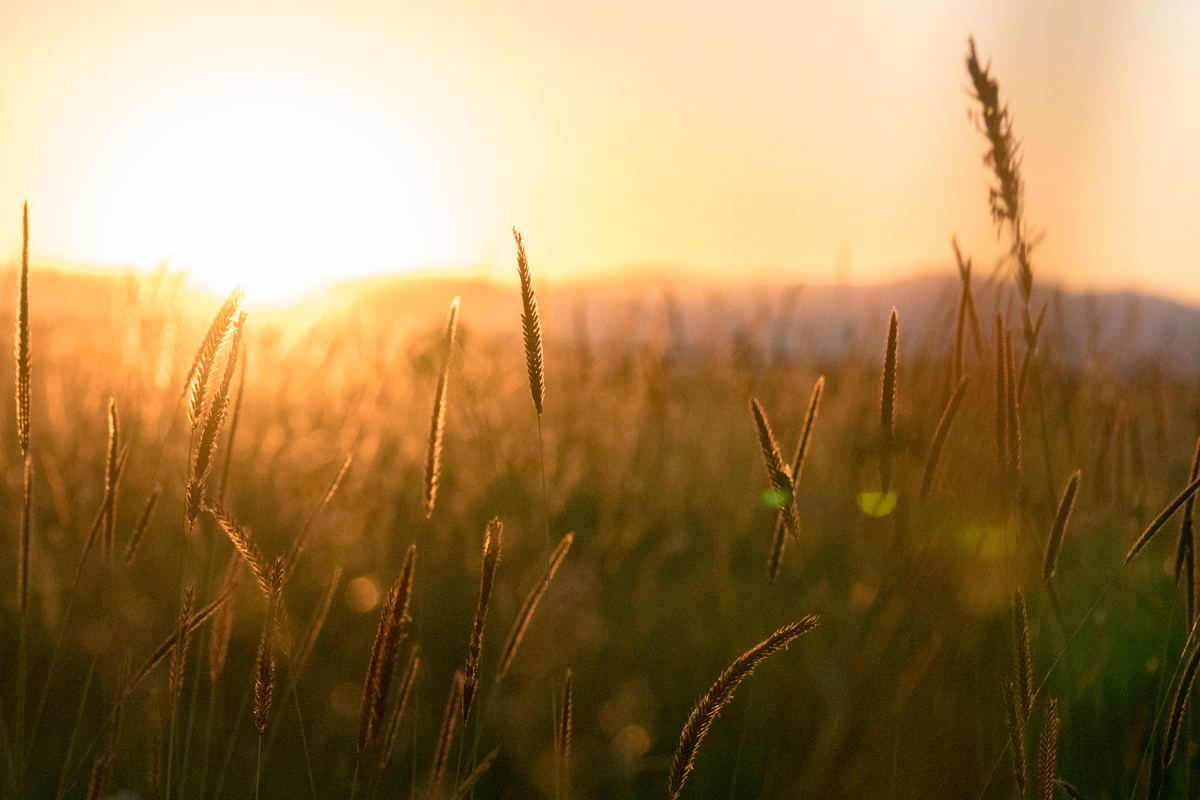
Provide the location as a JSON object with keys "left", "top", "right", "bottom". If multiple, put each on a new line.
{"left": 10, "top": 263, "right": 1200, "bottom": 374}
{"left": 326, "top": 270, "right": 1200, "bottom": 375}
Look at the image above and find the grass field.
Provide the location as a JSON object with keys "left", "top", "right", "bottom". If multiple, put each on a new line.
{"left": 2, "top": 38, "right": 1200, "bottom": 800}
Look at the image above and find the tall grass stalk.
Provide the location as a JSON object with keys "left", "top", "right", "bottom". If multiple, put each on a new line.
{"left": 513, "top": 228, "right": 553, "bottom": 563}
{"left": 13, "top": 202, "right": 31, "bottom": 797}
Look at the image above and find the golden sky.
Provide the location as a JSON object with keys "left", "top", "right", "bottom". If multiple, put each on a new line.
{"left": 2, "top": 1, "right": 1199, "bottom": 303}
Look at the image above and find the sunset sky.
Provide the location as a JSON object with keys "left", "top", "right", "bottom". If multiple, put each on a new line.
{"left": 2, "top": 1, "right": 1199, "bottom": 303}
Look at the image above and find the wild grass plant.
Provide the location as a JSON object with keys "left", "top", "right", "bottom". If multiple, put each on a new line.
{"left": 2, "top": 37, "right": 1200, "bottom": 800}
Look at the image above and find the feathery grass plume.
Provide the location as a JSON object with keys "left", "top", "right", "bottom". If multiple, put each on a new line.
{"left": 15, "top": 201, "right": 30, "bottom": 458}
{"left": 951, "top": 237, "right": 983, "bottom": 384}
{"left": 1125, "top": 475, "right": 1200, "bottom": 565}
{"left": 558, "top": 669, "right": 572, "bottom": 800}
{"left": 378, "top": 646, "right": 419, "bottom": 772}
{"left": 918, "top": 377, "right": 970, "bottom": 502}
{"left": 1004, "top": 329, "right": 1021, "bottom": 491}
{"left": 18, "top": 455, "right": 31, "bottom": 613}
{"left": 667, "top": 616, "right": 818, "bottom": 800}
{"left": 292, "top": 565, "right": 343, "bottom": 684}
{"left": 428, "top": 670, "right": 465, "bottom": 798}
{"left": 286, "top": 453, "right": 353, "bottom": 574}
{"left": 447, "top": 748, "right": 499, "bottom": 800}
{"left": 207, "top": 504, "right": 270, "bottom": 597}
{"left": 768, "top": 377, "right": 824, "bottom": 582}
{"left": 207, "top": 557, "right": 240, "bottom": 682}
{"left": 750, "top": 398, "right": 799, "bottom": 540}
{"left": 1177, "top": 437, "right": 1200, "bottom": 627}
{"left": 357, "top": 544, "right": 416, "bottom": 752}
{"left": 254, "top": 559, "right": 284, "bottom": 734}
{"left": 125, "top": 484, "right": 162, "bottom": 566}
{"left": 169, "top": 586, "right": 196, "bottom": 706}
{"left": 1003, "top": 680, "right": 1027, "bottom": 795}
{"left": 424, "top": 297, "right": 460, "bottom": 518}
{"left": 496, "top": 531, "right": 573, "bottom": 682}
{"left": 967, "top": 37, "right": 1032, "bottom": 306}
{"left": 186, "top": 311, "right": 245, "bottom": 524}
{"left": 126, "top": 581, "right": 238, "bottom": 696}
{"left": 995, "top": 314, "right": 1008, "bottom": 478}
{"left": 513, "top": 228, "right": 545, "bottom": 416}
{"left": 463, "top": 518, "right": 503, "bottom": 722}
{"left": 880, "top": 308, "right": 898, "bottom": 494}
{"left": 1164, "top": 626, "right": 1200, "bottom": 767}
{"left": 1012, "top": 588, "right": 1033, "bottom": 722}
{"left": 217, "top": 346, "right": 247, "bottom": 504}
{"left": 1043, "top": 470, "right": 1080, "bottom": 582}
{"left": 1038, "top": 698, "right": 1058, "bottom": 800}
{"left": 184, "top": 285, "right": 245, "bottom": 427}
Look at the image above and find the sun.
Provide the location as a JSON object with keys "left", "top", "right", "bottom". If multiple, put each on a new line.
{"left": 105, "top": 84, "right": 450, "bottom": 304}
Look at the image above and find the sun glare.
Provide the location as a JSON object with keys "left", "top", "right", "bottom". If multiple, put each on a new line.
{"left": 103, "top": 86, "right": 450, "bottom": 304}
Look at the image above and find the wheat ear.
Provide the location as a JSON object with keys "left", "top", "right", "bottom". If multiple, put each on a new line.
{"left": 357, "top": 544, "right": 416, "bottom": 752}
{"left": 750, "top": 399, "right": 798, "bottom": 540}
{"left": 1012, "top": 588, "right": 1033, "bottom": 722}
{"left": 496, "top": 531, "right": 573, "bottom": 682}
{"left": 1038, "top": 698, "right": 1058, "bottom": 800}
{"left": 183, "top": 285, "right": 244, "bottom": 426}
{"left": 424, "top": 297, "right": 460, "bottom": 518}
{"left": 253, "top": 558, "right": 285, "bottom": 733}
{"left": 880, "top": 308, "right": 898, "bottom": 493}
{"left": 462, "top": 518, "right": 502, "bottom": 722}
{"left": 768, "top": 377, "right": 823, "bottom": 582}
{"left": 513, "top": 228, "right": 545, "bottom": 416}
{"left": 1043, "top": 470, "right": 1080, "bottom": 582}
{"left": 15, "top": 201, "right": 30, "bottom": 458}
{"left": 207, "top": 504, "right": 270, "bottom": 597}
{"left": 186, "top": 311, "right": 245, "bottom": 524}
{"left": 918, "top": 377, "right": 970, "bottom": 502}
{"left": 102, "top": 397, "right": 121, "bottom": 556}
{"left": 668, "top": 616, "right": 818, "bottom": 800}
{"left": 15, "top": 202, "right": 30, "bottom": 612}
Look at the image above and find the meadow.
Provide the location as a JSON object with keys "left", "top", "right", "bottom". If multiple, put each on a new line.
{"left": 3, "top": 39, "right": 1200, "bottom": 800}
